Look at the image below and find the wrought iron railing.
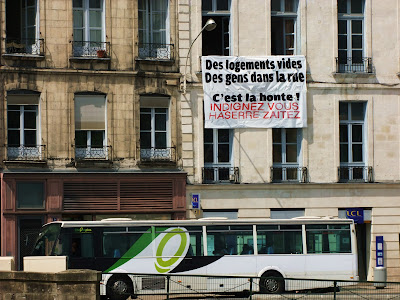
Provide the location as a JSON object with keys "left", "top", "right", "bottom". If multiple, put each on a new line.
{"left": 338, "top": 166, "right": 373, "bottom": 183}
{"left": 271, "top": 166, "right": 308, "bottom": 183}
{"left": 5, "top": 37, "right": 45, "bottom": 55}
{"left": 6, "top": 145, "right": 46, "bottom": 161}
{"left": 202, "top": 166, "right": 240, "bottom": 184}
{"left": 336, "top": 57, "right": 373, "bottom": 73}
{"left": 71, "top": 41, "right": 111, "bottom": 58}
{"left": 138, "top": 43, "right": 174, "bottom": 60}
{"left": 74, "top": 145, "right": 112, "bottom": 160}
{"left": 139, "top": 147, "right": 176, "bottom": 162}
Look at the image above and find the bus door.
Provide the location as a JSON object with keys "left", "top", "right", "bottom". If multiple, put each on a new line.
{"left": 63, "top": 227, "right": 96, "bottom": 270}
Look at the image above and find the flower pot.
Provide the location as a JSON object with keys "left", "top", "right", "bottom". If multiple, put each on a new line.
{"left": 97, "top": 50, "right": 106, "bottom": 58}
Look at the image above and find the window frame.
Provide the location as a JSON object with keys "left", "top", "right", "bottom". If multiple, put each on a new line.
{"left": 140, "top": 107, "right": 170, "bottom": 150}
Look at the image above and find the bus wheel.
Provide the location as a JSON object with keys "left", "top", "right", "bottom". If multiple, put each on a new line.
{"left": 260, "top": 271, "right": 284, "bottom": 294}
{"left": 106, "top": 275, "right": 134, "bottom": 300}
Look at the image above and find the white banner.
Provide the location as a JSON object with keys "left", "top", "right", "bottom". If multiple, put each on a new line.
{"left": 202, "top": 56, "right": 307, "bottom": 128}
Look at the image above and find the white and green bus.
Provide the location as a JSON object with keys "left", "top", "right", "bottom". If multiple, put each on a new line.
{"left": 32, "top": 217, "right": 358, "bottom": 299}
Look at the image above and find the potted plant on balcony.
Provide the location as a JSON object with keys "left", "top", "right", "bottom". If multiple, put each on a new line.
{"left": 97, "top": 49, "right": 106, "bottom": 58}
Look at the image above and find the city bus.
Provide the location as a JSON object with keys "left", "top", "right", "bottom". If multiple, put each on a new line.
{"left": 32, "top": 217, "right": 358, "bottom": 300}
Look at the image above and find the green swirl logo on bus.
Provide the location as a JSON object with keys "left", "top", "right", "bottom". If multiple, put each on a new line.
{"left": 155, "top": 228, "right": 188, "bottom": 273}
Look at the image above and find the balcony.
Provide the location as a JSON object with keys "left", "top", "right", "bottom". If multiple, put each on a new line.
{"left": 338, "top": 166, "right": 373, "bottom": 183}
{"left": 335, "top": 57, "right": 373, "bottom": 74}
{"left": 4, "top": 37, "right": 45, "bottom": 57}
{"left": 139, "top": 147, "right": 176, "bottom": 164}
{"left": 74, "top": 146, "right": 112, "bottom": 161}
{"left": 138, "top": 43, "right": 174, "bottom": 60}
{"left": 5, "top": 145, "right": 46, "bottom": 162}
{"left": 71, "top": 41, "right": 111, "bottom": 59}
{"left": 202, "top": 167, "right": 240, "bottom": 184}
{"left": 271, "top": 166, "right": 308, "bottom": 183}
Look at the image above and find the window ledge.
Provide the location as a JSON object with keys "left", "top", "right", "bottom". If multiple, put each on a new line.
{"left": 3, "top": 160, "right": 48, "bottom": 167}
{"left": 69, "top": 56, "right": 111, "bottom": 63}
{"left": 2, "top": 53, "right": 45, "bottom": 61}
{"left": 135, "top": 57, "right": 175, "bottom": 65}
{"left": 332, "top": 72, "right": 376, "bottom": 78}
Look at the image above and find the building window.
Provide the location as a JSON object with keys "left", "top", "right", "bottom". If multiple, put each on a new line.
{"left": 339, "top": 102, "right": 369, "bottom": 181}
{"left": 140, "top": 96, "right": 172, "bottom": 161}
{"left": 138, "top": 0, "right": 171, "bottom": 59}
{"left": 5, "top": 0, "right": 42, "bottom": 55}
{"left": 203, "top": 129, "right": 237, "bottom": 183}
{"left": 74, "top": 95, "right": 107, "bottom": 159}
{"left": 271, "top": 0, "right": 299, "bottom": 55}
{"left": 7, "top": 94, "right": 42, "bottom": 160}
{"left": 272, "top": 128, "right": 305, "bottom": 182}
{"left": 337, "top": 0, "right": 369, "bottom": 72}
{"left": 17, "top": 182, "right": 44, "bottom": 209}
{"left": 73, "top": 0, "right": 105, "bottom": 57}
{"left": 202, "top": 210, "right": 238, "bottom": 219}
{"left": 202, "top": 0, "right": 231, "bottom": 56}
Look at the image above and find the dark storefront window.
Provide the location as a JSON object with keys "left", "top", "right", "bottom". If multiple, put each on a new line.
{"left": 17, "top": 182, "right": 44, "bottom": 209}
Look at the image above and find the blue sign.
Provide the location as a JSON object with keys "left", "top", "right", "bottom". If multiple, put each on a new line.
{"left": 376, "top": 236, "right": 384, "bottom": 267}
{"left": 346, "top": 208, "right": 364, "bottom": 224}
{"left": 191, "top": 194, "right": 200, "bottom": 209}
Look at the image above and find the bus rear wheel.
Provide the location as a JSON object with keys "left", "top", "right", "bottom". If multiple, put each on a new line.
{"left": 106, "top": 275, "right": 134, "bottom": 300}
{"left": 260, "top": 271, "right": 284, "bottom": 294}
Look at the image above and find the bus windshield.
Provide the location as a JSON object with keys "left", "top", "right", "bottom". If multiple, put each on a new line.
{"left": 32, "top": 223, "right": 61, "bottom": 256}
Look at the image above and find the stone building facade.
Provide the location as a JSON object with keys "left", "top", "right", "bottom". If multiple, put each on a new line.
{"left": 179, "top": 0, "right": 400, "bottom": 281}
{"left": 0, "top": 0, "right": 186, "bottom": 269}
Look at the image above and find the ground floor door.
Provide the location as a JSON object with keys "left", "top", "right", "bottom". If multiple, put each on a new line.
{"left": 356, "top": 223, "right": 371, "bottom": 280}
{"left": 18, "top": 217, "right": 43, "bottom": 270}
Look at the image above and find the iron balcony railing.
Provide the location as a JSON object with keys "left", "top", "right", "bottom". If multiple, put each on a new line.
{"left": 138, "top": 43, "right": 174, "bottom": 60}
{"left": 6, "top": 145, "right": 46, "bottom": 161}
{"left": 71, "top": 41, "right": 111, "bottom": 58}
{"left": 336, "top": 57, "right": 373, "bottom": 73}
{"left": 202, "top": 166, "right": 240, "bottom": 184}
{"left": 5, "top": 37, "right": 45, "bottom": 56}
{"left": 271, "top": 166, "right": 308, "bottom": 183}
{"left": 74, "top": 145, "right": 112, "bottom": 161}
{"left": 139, "top": 147, "right": 176, "bottom": 162}
{"left": 338, "top": 166, "right": 373, "bottom": 183}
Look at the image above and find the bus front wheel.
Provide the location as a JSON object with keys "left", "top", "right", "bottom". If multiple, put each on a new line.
{"left": 260, "top": 271, "right": 284, "bottom": 294}
{"left": 106, "top": 275, "right": 134, "bottom": 300}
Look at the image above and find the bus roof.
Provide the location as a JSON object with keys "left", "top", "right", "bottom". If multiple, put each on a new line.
{"left": 44, "top": 217, "right": 354, "bottom": 228}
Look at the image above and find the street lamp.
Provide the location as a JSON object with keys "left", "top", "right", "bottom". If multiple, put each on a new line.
{"left": 182, "top": 18, "right": 217, "bottom": 94}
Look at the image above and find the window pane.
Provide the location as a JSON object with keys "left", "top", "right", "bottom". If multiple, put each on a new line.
{"left": 352, "top": 35, "right": 362, "bottom": 49}
{"left": 73, "top": 10, "right": 83, "bottom": 28}
{"left": 24, "top": 111, "right": 36, "bottom": 129}
{"left": 352, "top": 125, "right": 363, "bottom": 142}
{"left": 204, "top": 144, "right": 214, "bottom": 163}
{"left": 338, "top": 35, "right": 347, "bottom": 50}
{"left": 338, "top": 50, "right": 348, "bottom": 64}
{"left": 90, "top": 30, "right": 101, "bottom": 43}
{"left": 286, "top": 145, "right": 298, "bottom": 163}
{"left": 340, "top": 125, "right": 348, "bottom": 142}
{"left": 273, "top": 129, "right": 281, "bottom": 143}
{"left": 271, "top": 0, "right": 281, "bottom": 12}
{"left": 352, "top": 20, "right": 362, "bottom": 34}
{"left": 8, "top": 131, "right": 20, "bottom": 146}
{"left": 140, "top": 132, "right": 151, "bottom": 148}
{"left": 352, "top": 144, "right": 363, "bottom": 162}
{"left": 340, "top": 144, "right": 348, "bottom": 162}
{"left": 89, "top": 0, "right": 101, "bottom": 9}
{"left": 24, "top": 130, "right": 36, "bottom": 146}
{"left": 73, "top": 29, "right": 83, "bottom": 42}
{"left": 8, "top": 111, "right": 20, "bottom": 129}
{"left": 285, "top": 0, "right": 295, "bottom": 12}
{"left": 202, "top": 0, "right": 212, "bottom": 11}
{"left": 339, "top": 102, "right": 348, "bottom": 120}
{"left": 91, "top": 131, "right": 104, "bottom": 147}
{"left": 287, "top": 168, "right": 298, "bottom": 180}
{"left": 338, "top": 20, "right": 347, "bottom": 35}
{"left": 73, "top": 0, "right": 83, "bottom": 8}
{"left": 155, "top": 113, "right": 166, "bottom": 131}
{"left": 218, "top": 129, "right": 229, "bottom": 143}
{"left": 89, "top": 11, "right": 102, "bottom": 28}
{"left": 155, "top": 132, "right": 167, "bottom": 148}
{"left": 351, "top": 0, "right": 363, "bottom": 14}
{"left": 204, "top": 129, "right": 213, "bottom": 143}
{"left": 216, "top": 0, "right": 229, "bottom": 11}
{"left": 338, "top": 0, "right": 347, "bottom": 14}
{"left": 351, "top": 103, "right": 364, "bottom": 120}
{"left": 352, "top": 50, "right": 362, "bottom": 63}
{"left": 75, "top": 131, "right": 87, "bottom": 148}
{"left": 285, "top": 35, "right": 294, "bottom": 49}
{"left": 286, "top": 129, "right": 297, "bottom": 143}
{"left": 17, "top": 182, "right": 44, "bottom": 208}
{"left": 285, "top": 19, "right": 295, "bottom": 34}
{"left": 273, "top": 144, "right": 282, "bottom": 163}
{"left": 140, "top": 113, "right": 151, "bottom": 130}
{"left": 218, "top": 144, "right": 229, "bottom": 162}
